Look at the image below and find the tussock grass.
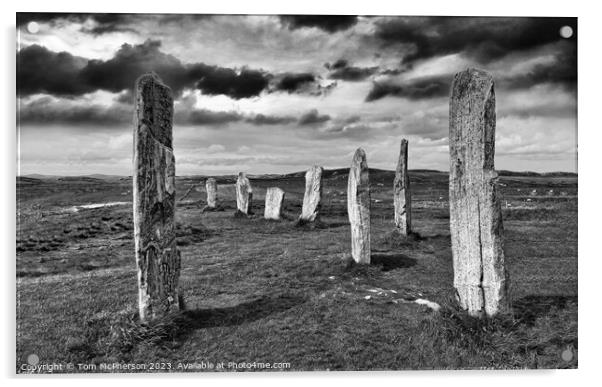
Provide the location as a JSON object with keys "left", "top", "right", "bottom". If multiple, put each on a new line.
{"left": 68, "top": 309, "right": 191, "bottom": 362}
{"left": 408, "top": 296, "right": 578, "bottom": 369}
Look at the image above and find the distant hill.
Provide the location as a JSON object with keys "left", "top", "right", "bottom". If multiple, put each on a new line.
{"left": 16, "top": 176, "right": 43, "bottom": 185}
{"left": 19, "top": 168, "right": 577, "bottom": 182}
{"left": 22, "top": 174, "right": 60, "bottom": 179}
{"left": 497, "top": 170, "right": 577, "bottom": 178}
{"left": 21, "top": 173, "right": 126, "bottom": 180}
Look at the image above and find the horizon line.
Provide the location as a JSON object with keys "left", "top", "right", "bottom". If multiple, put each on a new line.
{"left": 17, "top": 167, "right": 579, "bottom": 178}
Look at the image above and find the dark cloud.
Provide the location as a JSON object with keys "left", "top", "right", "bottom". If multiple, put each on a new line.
{"left": 178, "top": 109, "right": 306, "bottom": 127}
{"left": 19, "top": 92, "right": 309, "bottom": 128}
{"left": 329, "top": 59, "right": 348, "bottom": 69}
{"left": 17, "top": 40, "right": 329, "bottom": 100}
{"left": 374, "top": 16, "right": 577, "bottom": 66}
{"left": 365, "top": 76, "right": 450, "bottom": 102}
{"left": 17, "top": 12, "right": 73, "bottom": 26}
{"left": 82, "top": 14, "right": 136, "bottom": 35}
{"left": 80, "top": 40, "right": 189, "bottom": 94}
{"left": 280, "top": 15, "right": 358, "bottom": 33}
{"left": 326, "top": 59, "right": 378, "bottom": 81}
{"left": 17, "top": 45, "right": 89, "bottom": 97}
{"left": 188, "top": 64, "right": 269, "bottom": 99}
{"left": 298, "top": 109, "right": 331, "bottom": 125}
{"left": 271, "top": 73, "right": 337, "bottom": 96}
{"left": 178, "top": 109, "right": 296, "bottom": 127}
{"left": 176, "top": 109, "right": 243, "bottom": 126}
{"left": 273, "top": 73, "right": 316, "bottom": 93}
{"left": 501, "top": 42, "right": 577, "bottom": 91}
{"left": 84, "top": 40, "right": 270, "bottom": 99}
{"left": 18, "top": 97, "right": 131, "bottom": 126}
{"left": 245, "top": 114, "right": 296, "bottom": 125}
{"left": 18, "top": 40, "right": 272, "bottom": 99}
{"left": 365, "top": 41, "right": 577, "bottom": 102}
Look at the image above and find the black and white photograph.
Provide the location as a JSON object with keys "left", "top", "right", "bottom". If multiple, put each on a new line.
{"left": 13, "top": 6, "right": 582, "bottom": 375}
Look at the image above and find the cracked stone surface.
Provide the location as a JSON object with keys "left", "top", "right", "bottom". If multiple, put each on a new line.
{"left": 299, "top": 166, "right": 323, "bottom": 222}
{"left": 449, "top": 68, "right": 508, "bottom": 317}
{"left": 394, "top": 138, "right": 411, "bottom": 235}
{"left": 133, "top": 73, "right": 181, "bottom": 322}
{"left": 236, "top": 172, "right": 253, "bottom": 215}
{"left": 264, "top": 187, "right": 285, "bottom": 220}
{"left": 347, "top": 149, "right": 371, "bottom": 264}
{"left": 205, "top": 178, "right": 217, "bottom": 208}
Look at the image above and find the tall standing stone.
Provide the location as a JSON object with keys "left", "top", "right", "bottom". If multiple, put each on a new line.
{"left": 236, "top": 172, "right": 253, "bottom": 215}
{"left": 205, "top": 178, "right": 217, "bottom": 208}
{"left": 449, "top": 68, "right": 508, "bottom": 317}
{"left": 347, "top": 148, "right": 371, "bottom": 264}
{"left": 393, "top": 139, "right": 411, "bottom": 235}
{"left": 299, "top": 166, "right": 323, "bottom": 222}
{"left": 264, "top": 187, "right": 285, "bottom": 220}
{"left": 133, "top": 73, "right": 180, "bottom": 322}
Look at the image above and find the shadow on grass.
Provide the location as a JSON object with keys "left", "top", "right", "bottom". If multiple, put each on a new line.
{"left": 180, "top": 294, "right": 305, "bottom": 330}
{"left": 420, "top": 233, "right": 450, "bottom": 242}
{"left": 370, "top": 253, "right": 417, "bottom": 271}
{"left": 294, "top": 218, "right": 348, "bottom": 230}
{"left": 91, "top": 294, "right": 307, "bottom": 357}
{"left": 512, "top": 295, "right": 577, "bottom": 326}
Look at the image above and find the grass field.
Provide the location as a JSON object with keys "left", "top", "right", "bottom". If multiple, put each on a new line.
{"left": 16, "top": 169, "right": 578, "bottom": 372}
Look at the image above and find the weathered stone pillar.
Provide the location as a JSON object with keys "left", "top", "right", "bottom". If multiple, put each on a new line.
{"left": 299, "top": 166, "right": 323, "bottom": 222}
{"left": 264, "top": 187, "right": 285, "bottom": 220}
{"left": 347, "top": 148, "right": 371, "bottom": 264}
{"left": 133, "top": 73, "right": 180, "bottom": 322}
{"left": 205, "top": 178, "right": 217, "bottom": 208}
{"left": 236, "top": 172, "right": 253, "bottom": 215}
{"left": 449, "top": 68, "right": 508, "bottom": 317}
{"left": 394, "top": 138, "right": 411, "bottom": 235}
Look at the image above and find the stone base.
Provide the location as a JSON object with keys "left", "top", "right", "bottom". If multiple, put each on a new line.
{"left": 233, "top": 209, "right": 253, "bottom": 218}
{"left": 294, "top": 217, "right": 325, "bottom": 229}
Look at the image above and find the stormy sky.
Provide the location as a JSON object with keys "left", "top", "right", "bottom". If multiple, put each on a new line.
{"left": 16, "top": 14, "right": 577, "bottom": 175}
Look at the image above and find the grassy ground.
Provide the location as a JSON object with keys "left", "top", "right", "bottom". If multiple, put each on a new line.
{"left": 16, "top": 169, "right": 577, "bottom": 372}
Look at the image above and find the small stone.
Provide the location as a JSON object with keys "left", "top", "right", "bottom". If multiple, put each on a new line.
{"left": 236, "top": 172, "right": 253, "bottom": 215}
{"left": 299, "top": 166, "right": 323, "bottom": 222}
{"left": 393, "top": 138, "right": 411, "bottom": 235}
{"left": 205, "top": 178, "right": 217, "bottom": 208}
{"left": 264, "top": 187, "right": 285, "bottom": 220}
{"left": 347, "top": 148, "right": 371, "bottom": 264}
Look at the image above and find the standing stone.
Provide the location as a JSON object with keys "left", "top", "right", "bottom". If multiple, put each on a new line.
{"left": 347, "top": 148, "right": 371, "bottom": 264}
{"left": 133, "top": 73, "right": 180, "bottom": 323}
{"left": 299, "top": 166, "right": 323, "bottom": 222}
{"left": 393, "top": 139, "right": 411, "bottom": 235}
{"left": 449, "top": 68, "right": 508, "bottom": 317}
{"left": 264, "top": 187, "right": 285, "bottom": 220}
{"left": 236, "top": 172, "right": 253, "bottom": 215}
{"left": 205, "top": 178, "right": 217, "bottom": 208}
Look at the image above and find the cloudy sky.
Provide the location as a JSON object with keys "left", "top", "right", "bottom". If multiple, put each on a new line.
{"left": 16, "top": 14, "right": 577, "bottom": 176}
